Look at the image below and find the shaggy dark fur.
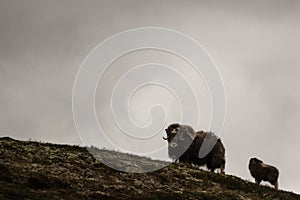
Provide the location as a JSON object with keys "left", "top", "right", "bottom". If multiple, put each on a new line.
{"left": 248, "top": 157, "right": 279, "bottom": 189}
{"left": 164, "top": 123, "right": 225, "bottom": 173}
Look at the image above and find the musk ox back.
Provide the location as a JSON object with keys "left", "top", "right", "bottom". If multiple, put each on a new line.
{"left": 163, "top": 123, "right": 225, "bottom": 173}
{"left": 248, "top": 158, "right": 279, "bottom": 189}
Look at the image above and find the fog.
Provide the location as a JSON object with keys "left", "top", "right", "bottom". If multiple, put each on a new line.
{"left": 1, "top": 0, "right": 300, "bottom": 193}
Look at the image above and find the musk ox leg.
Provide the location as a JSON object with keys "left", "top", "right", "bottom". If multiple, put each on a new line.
{"left": 274, "top": 181, "right": 279, "bottom": 190}
{"left": 255, "top": 179, "right": 261, "bottom": 185}
{"left": 220, "top": 164, "right": 225, "bottom": 174}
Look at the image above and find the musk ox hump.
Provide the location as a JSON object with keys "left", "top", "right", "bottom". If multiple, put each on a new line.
{"left": 248, "top": 157, "right": 279, "bottom": 189}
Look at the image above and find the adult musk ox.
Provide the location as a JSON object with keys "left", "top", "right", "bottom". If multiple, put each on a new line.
{"left": 163, "top": 123, "right": 225, "bottom": 173}
{"left": 248, "top": 158, "right": 279, "bottom": 189}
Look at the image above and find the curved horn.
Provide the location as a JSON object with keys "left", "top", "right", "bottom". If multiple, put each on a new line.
{"left": 163, "top": 136, "right": 168, "bottom": 140}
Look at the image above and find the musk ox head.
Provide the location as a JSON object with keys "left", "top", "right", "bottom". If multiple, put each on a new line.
{"left": 163, "top": 123, "right": 196, "bottom": 160}
{"left": 249, "top": 157, "right": 279, "bottom": 189}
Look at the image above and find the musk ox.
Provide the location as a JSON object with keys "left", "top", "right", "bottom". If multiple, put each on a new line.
{"left": 163, "top": 123, "right": 225, "bottom": 173}
{"left": 248, "top": 158, "right": 279, "bottom": 189}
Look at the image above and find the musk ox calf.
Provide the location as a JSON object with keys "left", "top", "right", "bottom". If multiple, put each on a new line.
{"left": 248, "top": 158, "right": 279, "bottom": 189}
{"left": 163, "top": 123, "right": 225, "bottom": 173}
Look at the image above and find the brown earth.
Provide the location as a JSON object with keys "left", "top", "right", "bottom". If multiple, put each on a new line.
{"left": 0, "top": 137, "right": 299, "bottom": 200}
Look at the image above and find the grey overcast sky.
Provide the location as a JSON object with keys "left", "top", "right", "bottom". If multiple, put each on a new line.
{"left": 1, "top": 0, "right": 300, "bottom": 193}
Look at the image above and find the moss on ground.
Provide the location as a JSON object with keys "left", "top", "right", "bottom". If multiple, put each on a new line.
{"left": 0, "top": 137, "right": 298, "bottom": 200}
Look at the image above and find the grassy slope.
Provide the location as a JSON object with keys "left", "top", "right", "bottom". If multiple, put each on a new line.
{"left": 0, "top": 137, "right": 298, "bottom": 200}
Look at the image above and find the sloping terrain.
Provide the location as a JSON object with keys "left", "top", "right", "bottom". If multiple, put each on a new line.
{"left": 0, "top": 137, "right": 298, "bottom": 200}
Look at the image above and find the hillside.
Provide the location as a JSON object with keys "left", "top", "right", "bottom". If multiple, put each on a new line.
{"left": 0, "top": 137, "right": 298, "bottom": 200}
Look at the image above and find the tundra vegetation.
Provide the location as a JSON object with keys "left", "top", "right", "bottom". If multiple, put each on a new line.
{"left": 0, "top": 137, "right": 297, "bottom": 199}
